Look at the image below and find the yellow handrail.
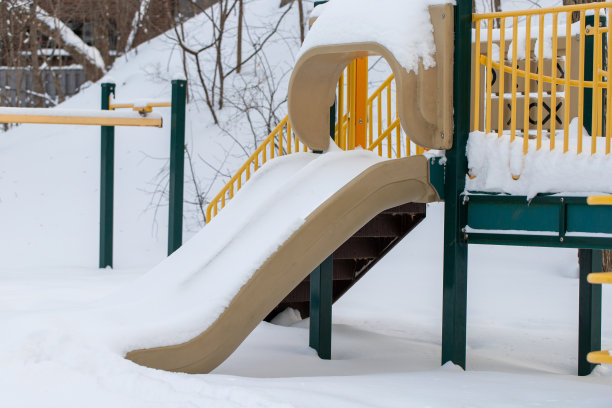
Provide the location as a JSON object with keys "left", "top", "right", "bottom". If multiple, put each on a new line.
{"left": 206, "top": 64, "right": 425, "bottom": 222}
{"left": 472, "top": 2, "right": 612, "bottom": 180}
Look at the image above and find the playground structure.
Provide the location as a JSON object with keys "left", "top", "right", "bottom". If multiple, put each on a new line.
{"left": 196, "top": 0, "right": 612, "bottom": 376}
{"left": 0, "top": 79, "right": 187, "bottom": 268}
{"left": 2, "top": 0, "right": 612, "bottom": 377}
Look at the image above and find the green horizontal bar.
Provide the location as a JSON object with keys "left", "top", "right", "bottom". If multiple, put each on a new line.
{"left": 467, "top": 232, "right": 612, "bottom": 249}
{"left": 466, "top": 193, "right": 612, "bottom": 235}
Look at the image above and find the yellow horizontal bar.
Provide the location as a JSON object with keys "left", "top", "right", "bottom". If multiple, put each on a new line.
{"left": 587, "top": 350, "right": 612, "bottom": 364}
{"left": 474, "top": 2, "right": 612, "bottom": 20}
{"left": 0, "top": 114, "right": 162, "bottom": 128}
{"left": 109, "top": 103, "right": 134, "bottom": 110}
{"left": 481, "top": 56, "right": 604, "bottom": 89}
{"left": 587, "top": 196, "right": 612, "bottom": 205}
{"left": 112, "top": 102, "right": 171, "bottom": 111}
{"left": 587, "top": 272, "right": 612, "bottom": 284}
{"left": 147, "top": 102, "right": 172, "bottom": 108}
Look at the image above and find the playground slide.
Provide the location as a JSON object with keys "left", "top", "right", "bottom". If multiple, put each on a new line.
{"left": 125, "top": 152, "right": 438, "bottom": 373}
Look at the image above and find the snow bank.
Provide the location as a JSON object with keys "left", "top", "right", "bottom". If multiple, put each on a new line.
{"left": 299, "top": 0, "right": 453, "bottom": 73}
{"left": 466, "top": 131, "right": 612, "bottom": 198}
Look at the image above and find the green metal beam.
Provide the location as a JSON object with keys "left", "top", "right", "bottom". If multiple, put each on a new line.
{"left": 99, "top": 82, "right": 116, "bottom": 268}
{"left": 578, "top": 249, "right": 602, "bottom": 376}
{"left": 466, "top": 194, "right": 612, "bottom": 242}
{"left": 309, "top": 255, "right": 333, "bottom": 359}
{"left": 168, "top": 79, "right": 187, "bottom": 255}
{"left": 441, "top": 0, "right": 471, "bottom": 370}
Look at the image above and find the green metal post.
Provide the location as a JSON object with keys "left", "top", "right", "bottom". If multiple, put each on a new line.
{"left": 441, "top": 0, "right": 471, "bottom": 369}
{"left": 578, "top": 249, "right": 602, "bottom": 376}
{"left": 99, "top": 82, "right": 115, "bottom": 268}
{"left": 310, "top": 255, "right": 333, "bottom": 359}
{"left": 577, "top": 14, "right": 604, "bottom": 376}
{"left": 168, "top": 79, "right": 187, "bottom": 255}
{"left": 309, "top": 3, "right": 333, "bottom": 356}
{"left": 309, "top": 99, "right": 335, "bottom": 359}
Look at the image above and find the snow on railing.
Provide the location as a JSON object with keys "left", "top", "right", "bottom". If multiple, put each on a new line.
{"left": 472, "top": 3, "right": 612, "bottom": 181}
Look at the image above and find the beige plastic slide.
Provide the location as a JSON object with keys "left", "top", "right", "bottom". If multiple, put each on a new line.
{"left": 288, "top": 4, "right": 454, "bottom": 152}
{"left": 126, "top": 155, "right": 438, "bottom": 373}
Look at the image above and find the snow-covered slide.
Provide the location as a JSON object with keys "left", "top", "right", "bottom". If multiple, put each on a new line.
{"left": 120, "top": 0, "right": 452, "bottom": 373}
{"left": 122, "top": 151, "right": 437, "bottom": 373}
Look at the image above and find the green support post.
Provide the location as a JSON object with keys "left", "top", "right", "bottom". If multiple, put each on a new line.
{"left": 576, "top": 14, "right": 604, "bottom": 376}
{"left": 308, "top": 13, "right": 334, "bottom": 355}
{"left": 441, "top": 0, "right": 471, "bottom": 369}
{"left": 99, "top": 82, "right": 116, "bottom": 268}
{"left": 168, "top": 79, "right": 187, "bottom": 255}
{"left": 309, "top": 99, "right": 335, "bottom": 359}
{"left": 578, "top": 249, "right": 602, "bottom": 376}
{"left": 310, "top": 255, "right": 333, "bottom": 359}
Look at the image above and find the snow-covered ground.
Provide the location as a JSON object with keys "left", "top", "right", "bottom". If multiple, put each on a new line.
{"left": 1, "top": 203, "right": 611, "bottom": 407}
{"left": 1, "top": 0, "right": 611, "bottom": 406}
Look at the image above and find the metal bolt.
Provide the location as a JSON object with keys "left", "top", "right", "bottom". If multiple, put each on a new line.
{"left": 560, "top": 197, "right": 564, "bottom": 203}
{"left": 441, "top": 132, "right": 445, "bottom": 139}
{"left": 359, "top": 119, "right": 363, "bottom": 124}
{"left": 442, "top": 13, "right": 446, "bottom": 19}
{"left": 560, "top": 237, "right": 564, "bottom": 243}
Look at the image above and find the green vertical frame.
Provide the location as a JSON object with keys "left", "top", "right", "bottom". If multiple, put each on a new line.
{"left": 309, "top": 101, "right": 335, "bottom": 359}
{"left": 310, "top": 255, "right": 333, "bottom": 359}
{"left": 308, "top": 3, "right": 334, "bottom": 355}
{"left": 99, "top": 82, "right": 115, "bottom": 268}
{"left": 441, "top": 0, "right": 471, "bottom": 369}
{"left": 578, "top": 249, "right": 602, "bottom": 376}
{"left": 577, "top": 13, "right": 604, "bottom": 376}
{"left": 168, "top": 79, "right": 187, "bottom": 255}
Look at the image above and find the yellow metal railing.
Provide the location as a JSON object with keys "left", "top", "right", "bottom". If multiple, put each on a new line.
{"left": 473, "top": 2, "right": 612, "bottom": 171}
{"left": 206, "top": 61, "right": 425, "bottom": 222}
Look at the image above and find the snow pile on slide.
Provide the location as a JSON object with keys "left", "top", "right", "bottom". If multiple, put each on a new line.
{"left": 0, "top": 149, "right": 385, "bottom": 362}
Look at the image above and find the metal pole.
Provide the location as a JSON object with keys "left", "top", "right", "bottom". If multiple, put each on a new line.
{"left": 441, "top": 0, "right": 471, "bottom": 369}
{"left": 99, "top": 82, "right": 115, "bottom": 268}
{"left": 309, "top": 0, "right": 334, "bottom": 359}
{"left": 577, "top": 14, "right": 604, "bottom": 376}
{"left": 168, "top": 79, "right": 187, "bottom": 255}
{"left": 578, "top": 249, "right": 602, "bottom": 375}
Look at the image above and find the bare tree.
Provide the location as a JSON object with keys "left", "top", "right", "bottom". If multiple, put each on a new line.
{"left": 170, "top": 0, "right": 293, "bottom": 124}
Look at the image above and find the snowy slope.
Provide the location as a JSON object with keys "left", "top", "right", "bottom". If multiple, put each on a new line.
{"left": 0, "top": 0, "right": 305, "bottom": 269}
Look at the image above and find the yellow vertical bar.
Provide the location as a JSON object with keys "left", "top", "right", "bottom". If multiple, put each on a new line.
{"left": 377, "top": 94, "right": 382, "bottom": 143}
{"left": 347, "top": 61, "right": 357, "bottom": 150}
{"left": 608, "top": 6, "right": 612, "bottom": 155}
{"left": 396, "top": 124, "right": 401, "bottom": 158}
{"left": 578, "top": 10, "right": 586, "bottom": 154}
{"left": 387, "top": 132, "right": 391, "bottom": 158}
{"left": 279, "top": 126, "right": 284, "bottom": 156}
{"left": 287, "top": 122, "right": 292, "bottom": 153}
{"left": 355, "top": 57, "right": 368, "bottom": 148}
{"left": 511, "top": 16, "right": 519, "bottom": 142}
{"left": 550, "top": 12, "right": 559, "bottom": 151}
{"left": 386, "top": 85, "right": 391, "bottom": 127}
{"left": 368, "top": 104, "right": 373, "bottom": 146}
{"left": 474, "top": 19, "right": 482, "bottom": 131}
{"left": 591, "top": 9, "right": 600, "bottom": 155}
{"left": 523, "top": 15, "right": 532, "bottom": 155}
{"left": 270, "top": 135, "right": 275, "bottom": 159}
{"left": 498, "top": 17, "right": 506, "bottom": 138}
{"left": 536, "top": 14, "right": 545, "bottom": 150}
{"left": 564, "top": 11, "right": 572, "bottom": 153}
{"left": 338, "top": 71, "right": 344, "bottom": 146}
{"left": 485, "top": 19, "right": 494, "bottom": 134}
